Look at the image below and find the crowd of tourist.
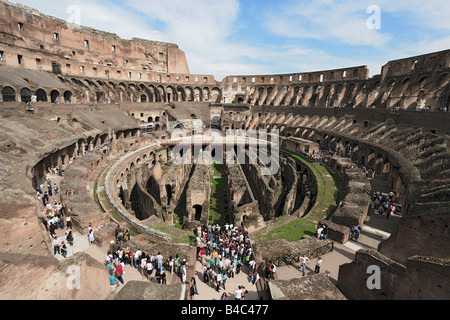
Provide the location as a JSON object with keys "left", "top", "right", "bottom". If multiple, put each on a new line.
{"left": 371, "top": 190, "right": 397, "bottom": 220}
{"left": 37, "top": 169, "right": 76, "bottom": 259}
{"left": 195, "top": 223, "right": 254, "bottom": 297}
{"left": 106, "top": 224, "right": 179, "bottom": 290}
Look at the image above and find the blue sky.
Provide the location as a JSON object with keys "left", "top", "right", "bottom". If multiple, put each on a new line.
{"left": 12, "top": 0, "right": 450, "bottom": 81}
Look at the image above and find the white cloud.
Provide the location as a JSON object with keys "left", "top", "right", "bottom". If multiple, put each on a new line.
{"left": 375, "top": 0, "right": 450, "bottom": 30}
{"left": 263, "top": 0, "right": 392, "bottom": 47}
{"left": 12, "top": 0, "right": 163, "bottom": 40}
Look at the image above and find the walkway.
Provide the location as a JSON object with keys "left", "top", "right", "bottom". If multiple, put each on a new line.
{"left": 275, "top": 175, "right": 401, "bottom": 285}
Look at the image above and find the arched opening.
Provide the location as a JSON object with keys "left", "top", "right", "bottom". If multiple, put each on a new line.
{"left": 63, "top": 91, "right": 72, "bottom": 103}
{"left": 2, "top": 86, "right": 16, "bottom": 102}
{"left": 50, "top": 90, "right": 60, "bottom": 103}
{"left": 193, "top": 205, "right": 202, "bottom": 221}
{"left": 36, "top": 89, "right": 48, "bottom": 102}
{"left": 20, "top": 88, "right": 32, "bottom": 103}
{"left": 165, "top": 184, "right": 172, "bottom": 205}
{"left": 141, "top": 94, "right": 147, "bottom": 103}
{"left": 96, "top": 92, "right": 104, "bottom": 103}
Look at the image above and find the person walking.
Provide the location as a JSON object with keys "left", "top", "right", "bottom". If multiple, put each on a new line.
{"left": 109, "top": 273, "right": 119, "bottom": 290}
{"left": 66, "top": 216, "right": 72, "bottom": 229}
{"left": 88, "top": 229, "right": 95, "bottom": 246}
{"left": 156, "top": 252, "right": 163, "bottom": 274}
{"left": 222, "top": 272, "right": 227, "bottom": 290}
{"left": 66, "top": 230, "right": 74, "bottom": 246}
{"left": 300, "top": 254, "right": 309, "bottom": 276}
{"left": 234, "top": 286, "right": 242, "bottom": 300}
{"left": 189, "top": 279, "right": 196, "bottom": 300}
{"left": 116, "top": 262, "right": 124, "bottom": 285}
{"left": 352, "top": 225, "right": 361, "bottom": 241}
{"left": 180, "top": 260, "right": 187, "bottom": 283}
{"left": 61, "top": 241, "right": 67, "bottom": 258}
{"left": 53, "top": 236, "right": 61, "bottom": 255}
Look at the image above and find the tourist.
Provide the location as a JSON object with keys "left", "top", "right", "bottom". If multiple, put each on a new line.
{"left": 116, "top": 262, "right": 124, "bottom": 285}
{"left": 61, "top": 241, "right": 67, "bottom": 258}
{"left": 66, "top": 230, "right": 74, "bottom": 246}
{"left": 168, "top": 255, "right": 174, "bottom": 274}
{"left": 234, "top": 286, "right": 242, "bottom": 300}
{"left": 109, "top": 273, "right": 119, "bottom": 290}
{"left": 160, "top": 272, "right": 167, "bottom": 284}
{"left": 123, "top": 229, "right": 130, "bottom": 242}
{"left": 322, "top": 223, "right": 329, "bottom": 240}
{"left": 156, "top": 251, "right": 164, "bottom": 274}
{"left": 88, "top": 229, "right": 95, "bottom": 246}
{"left": 300, "top": 254, "right": 309, "bottom": 276}
{"left": 133, "top": 249, "right": 141, "bottom": 268}
{"left": 53, "top": 236, "right": 61, "bottom": 255}
{"left": 252, "top": 272, "right": 260, "bottom": 285}
{"left": 222, "top": 272, "right": 227, "bottom": 290}
{"left": 180, "top": 260, "right": 187, "bottom": 283}
{"left": 140, "top": 256, "right": 147, "bottom": 278}
{"left": 174, "top": 254, "right": 181, "bottom": 274}
{"left": 352, "top": 225, "right": 361, "bottom": 241}
{"left": 191, "top": 276, "right": 198, "bottom": 294}
{"left": 267, "top": 260, "right": 275, "bottom": 279}
{"left": 324, "top": 270, "right": 331, "bottom": 278}
{"left": 189, "top": 279, "right": 196, "bottom": 300}
{"left": 315, "top": 257, "right": 322, "bottom": 273}
{"left": 215, "top": 270, "right": 222, "bottom": 291}
{"left": 146, "top": 258, "right": 154, "bottom": 282}
{"left": 202, "top": 263, "right": 209, "bottom": 283}
{"left": 220, "top": 292, "right": 228, "bottom": 300}
{"left": 241, "top": 286, "right": 248, "bottom": 300}
{"left": 316, "top": 226, "right": 324, "bottom": 239}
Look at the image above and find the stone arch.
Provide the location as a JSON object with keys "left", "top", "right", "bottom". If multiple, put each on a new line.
{"left": 184, "top": 86, "right": 194, "bottom": 101}
{"left": 157, "top": 85, "right": 166, "bottom": 102}
{"left": 194, "top": 87, "right": 202, "bottom": 102}
{"left": 177, "top": 86, "right": 186, "bottom": 101}
{"left": 1, "top": 86, "right": 16, "bottom": 102}
{"left": 166, "top": 85, "right": 176, "bottom": 102}
{"left": 367, "top": 149, "right": 376, "bottom": 168}
{"left": 50, "top": 90, "right": 60, "bottom": 103}
{"left": 20, "top": 87, "right": 32, "bottom": 103}
{"left": 63, "top": 91, "right": 73, "bottom": 103}
{"left": 36, "top": 89, "right": 48, "bottom": 102}
{"left": 202, "top": 87, "right": 210, "bottom": 101}
{"left": 211, "top": 87, "right": 221, "bottom": 103}
{"left": 148, "top": 84, "right": 159, "bottom": 102}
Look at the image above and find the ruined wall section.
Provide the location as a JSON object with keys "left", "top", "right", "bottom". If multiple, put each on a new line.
{"left": 338, "top": 250, "right": 450, "bottom": 300}
{"left": 377, "top": 49, "right": 450, "bottom": 110}
{"left": 185, "top": 163, "right": 211, "bottom": 226}
{"left": 224, "top": 151, "right": 261, "bottom": 226}
{"left": 239, "top": 149, "right": 282, "bottom": 220}
{"left": 0, "top": 0, "right": 190, "bottom": 76}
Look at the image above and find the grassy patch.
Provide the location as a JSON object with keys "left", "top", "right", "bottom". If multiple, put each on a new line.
{"left": 209, "top": 162, "right": 228, "bottom": 225}
{"left": 93, "top": 181, "right": 105, "bottom": 213}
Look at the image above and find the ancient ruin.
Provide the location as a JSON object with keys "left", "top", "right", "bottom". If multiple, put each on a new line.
{"left": 0, "top": 0, "right": 449, "bottom": 301}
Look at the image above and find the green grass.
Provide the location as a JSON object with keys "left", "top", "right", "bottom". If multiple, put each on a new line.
{"left": 209, "top": 162, "right": 228, "bottom": 225}
{"left": 93, "top": 181, "right": 105, "bottom": 213}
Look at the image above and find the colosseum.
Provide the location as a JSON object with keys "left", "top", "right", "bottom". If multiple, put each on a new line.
{"left": 0, "top": 0, "right": 449, "bottom": 302}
